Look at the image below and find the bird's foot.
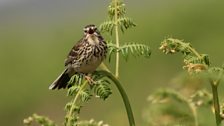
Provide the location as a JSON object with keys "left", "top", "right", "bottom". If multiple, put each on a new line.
{"left": 84, "top": 75, "right": 95, "bottom": 85}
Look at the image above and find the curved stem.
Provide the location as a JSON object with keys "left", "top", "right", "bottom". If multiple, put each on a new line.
{"left": 175, "top": 39, "right": 202, "bottom": 59}
{"left": 114, "top": 0, "right": 120, "bottom": 78}
{"left": 97, "top": 70, "right": 135, "bottom": 126}
{"left": 186, "top": 45, "right": 202, "bottom": 60}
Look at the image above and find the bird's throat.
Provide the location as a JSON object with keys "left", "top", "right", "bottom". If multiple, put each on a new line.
{"left": 87, "top": 34, "right": 99, "bottom": 45}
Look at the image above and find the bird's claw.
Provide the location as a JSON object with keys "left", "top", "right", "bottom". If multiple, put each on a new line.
{"left": 84, "top": 75, "right": 95, "bottom": 85}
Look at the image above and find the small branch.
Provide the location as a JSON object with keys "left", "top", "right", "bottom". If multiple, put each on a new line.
{"left": 66, "top": 81, "right": 88, "bottom": 126}
{"left": 189, "top": 103, "right": 199, "bottom": 126}
{"left": 210, "top": 80, "right": 222, "bottom": 126}
{"left": 188, "top": 47, "right": 202, "bottom": 60}
{"left": 175, "top": 39, "right": 202, "bottom": 60}
{"left": 97, "top": 70, "right": 135, "bottom": 126}
{"left": 209, "top": 68, "right": 224, "bottom": 126}
{"left": 114, "top": 0, "right": 120, "bottom": 78}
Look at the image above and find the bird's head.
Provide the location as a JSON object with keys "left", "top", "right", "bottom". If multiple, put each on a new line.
{"left": 83, "top": 24, "right": 98, "bottom": 35}
{"left": 83, "top": 24, "right": 101, "bottom": 45}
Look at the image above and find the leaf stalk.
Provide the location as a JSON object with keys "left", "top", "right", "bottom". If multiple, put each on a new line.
{"left": 114, "top": 0, "right": 120, "bottom": 78}
{"left": 97, "top": 70, "right": 135, "bottom": 126}
{"left": 66, "top": 80, "right": 88, "bottom": 126}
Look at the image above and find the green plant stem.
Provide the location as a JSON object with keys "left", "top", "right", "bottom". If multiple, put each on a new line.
{"left": 175, "top": 39, "right": 202, "bottom": 59}
{"left": 187, "top": 46, "right": 202, "bottom": 60}
{"left": 210, "top": 81, "right": 222, "bottom": 126}
{"left": 66, "top": 81, "right": 88, "bottom": 126}
{"left": 189, "top": 103, "right": 199, "bottom": 126}
{"left": 114, "top": 0, "right": 120, "bottom": 78}
{"left": 97, "top": 70, "right": 135, "bottom": 126}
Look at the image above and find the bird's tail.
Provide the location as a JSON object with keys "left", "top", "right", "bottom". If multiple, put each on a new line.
{"left": 49, "top": 69, "right": 71, "bottom": 90}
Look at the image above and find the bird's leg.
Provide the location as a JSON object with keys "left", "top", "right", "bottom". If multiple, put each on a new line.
{"left": 84, "top": 74, "right": 95, "bottom": 85}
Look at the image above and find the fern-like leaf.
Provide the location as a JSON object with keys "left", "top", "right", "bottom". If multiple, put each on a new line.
{"left": 119, "top": 43, "right": 151, "bottom": 61}
{"left": 100, "top": 1, "right": 135, "bottom": 34}
{"left": 67, "top": 85, "right": 80, "bottom": 96}
{"left": 100, "top": 17, "right": 136, "bottom": 34}
{"left": 67, "top": 74, "right": 83, "bottom": 87}
{"left": 80, "top": 89, "right": 92, "bottom": 102}
{"left": 93, "top": 80, "right": 112, "bottom": 100}
{"left": 99, "top": 20, "right": 115, "bottom": 34}
{"left": 107, "top": 43, "right": 151, "bottom": 61}
{"left": 118, "top": 17, "right": 136, "bottom": 33}
{"left": 107, "top": 43, "right": 117, "bottom": 62}
{"left": 108, "top": 1, "right": 126, "bottom": 18}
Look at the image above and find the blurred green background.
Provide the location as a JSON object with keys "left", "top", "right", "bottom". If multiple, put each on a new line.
{"left": 1, "top": 0, "right": 224, "bottom": 125}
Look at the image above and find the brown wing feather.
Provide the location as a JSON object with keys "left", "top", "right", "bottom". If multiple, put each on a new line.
{"left": 64, "top": 38, "right": 85, "bottom": 66}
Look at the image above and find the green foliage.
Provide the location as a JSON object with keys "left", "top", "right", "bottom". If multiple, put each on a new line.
{"left": 117, "top": 17, "right": 136, "bottom": 33}
{"left": 99, "top": 1, "right": 150, "bottom": 125}
{"left": 92, "top": 71, "right": 113, "bottom": 100}
{"left": 159, "top": 38, "right": 192, "bottom": 55}
{"left": 80, "top": 89, "right": 92, "bottom": 102}
{"left": 99, "top": 21, "right": 114, "bottom": 34}
{"left": 23, "top": 114, "right": 57, "bottom": 126}
{"left": 159, "top": 38, "right": 224, "bottom": 83}
{"left": 93, "top": 80, "right": 112, "bottom": 100}
{"left": 64, "top": 72, "right": 113, "bottom": 126}
{"left": 108, "top": 42, "right": 151, "bottom": 62}
{"left": 159, "top": 38, "right": 209, "bottom": 73}
{"left": 67, "top": 85, "right": 80, "bottom": 96}
{"left": 108, "top": 1, "right": 126, "bottom": 18}
{"left": 158, "top": 38, "right": 224, "bottom": 126}
{"left": 100, "top": 1, "right": 136, "bottom": 34}
{"left": 100, "top": 0, "right": 150, "bottom": 84}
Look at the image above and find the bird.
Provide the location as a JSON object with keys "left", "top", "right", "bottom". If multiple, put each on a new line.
{"left": 49, "top": 24, "right": 107, "bottom": 90}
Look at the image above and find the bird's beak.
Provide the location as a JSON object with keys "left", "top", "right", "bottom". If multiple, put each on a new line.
{"left": 88, "top": 29, "right": 94, "bottom": 34}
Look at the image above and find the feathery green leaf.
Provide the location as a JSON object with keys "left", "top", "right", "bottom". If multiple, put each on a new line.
{"left": 119, "top": 43, "right": 151, "bottom": 61}
{"left": 118, "top": 17, "right": 136, "bottom": 33}
{"left": 80, "top": 89, "right": 92, "bottom": 102}
{"left": 93, "top": 80, "right": 112, "bottom": 100}
{"left": 99, "top": 20, "right": 115, "bottom": 34}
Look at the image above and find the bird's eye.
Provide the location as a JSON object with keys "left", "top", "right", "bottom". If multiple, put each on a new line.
{"left": 84, "top": 30, "right": 88, "bottom": 33}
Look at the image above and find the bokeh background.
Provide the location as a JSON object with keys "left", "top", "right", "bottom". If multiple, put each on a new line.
{"left": 1, "top": 0, "right": 224, "bottom": 125}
